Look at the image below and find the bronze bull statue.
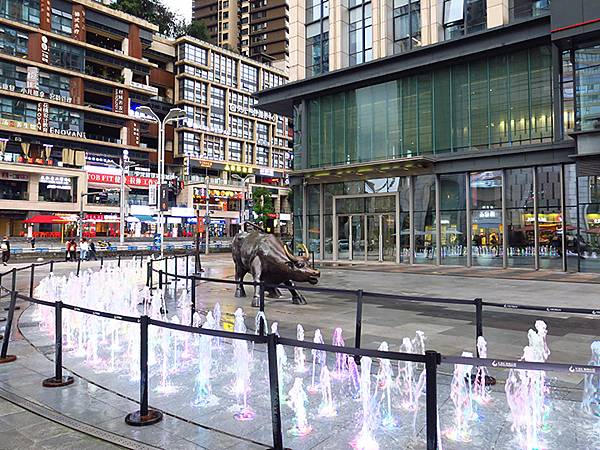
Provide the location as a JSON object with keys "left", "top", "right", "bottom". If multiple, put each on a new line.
{"left": 232, "top": 228, "right": 320, "bottom": 307}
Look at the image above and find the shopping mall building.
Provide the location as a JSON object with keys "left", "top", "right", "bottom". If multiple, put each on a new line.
{"left": 0, "top": 0, "right": 293, "bottom": 240}
{"left": 258, "top": 1, "right": 600, "bottom": 273}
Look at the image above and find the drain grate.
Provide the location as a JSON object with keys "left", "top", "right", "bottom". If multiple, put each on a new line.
{"left": 0, "top": 387, "right": 160, "bottom": 450}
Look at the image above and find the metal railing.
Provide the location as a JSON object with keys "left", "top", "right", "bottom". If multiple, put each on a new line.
{"left": 0, "top": 256, "right": 598, "bottom": 450}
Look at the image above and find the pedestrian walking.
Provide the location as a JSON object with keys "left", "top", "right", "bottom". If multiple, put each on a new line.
{"left": 89, "top": 239, "right": 97, "bottom": 260}
{"left": 1, "top": 236, "right": 10, "bottom": 266}
{"left": 70, "top": 239, "right": 77, "bottom": 261}
{"left": 80, "top": 238, "right": 89, "bottom": 261}
{"left": 30, "top": 236, "right": 36, "bottom": 249}
{"left": 65, "top": 240, "right": 72, "bottom": 262}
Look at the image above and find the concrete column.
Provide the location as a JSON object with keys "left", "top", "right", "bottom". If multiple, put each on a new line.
{"left": 330, "top": 0, "right": 349, "bottom": 71}
{"left": 421, "top": 0, "right": 442, "bottom": 47}
{"left": 372, "top": 0, "right": 392, "bottom": 60}
{"left": 289, "top": 0, "right": 307, "bottom": 81}
{"left": 29, "top": 176, "right": 40, "bottom": 202}
{"left": 487, "top": 0, "right": 509, "bottom": 30}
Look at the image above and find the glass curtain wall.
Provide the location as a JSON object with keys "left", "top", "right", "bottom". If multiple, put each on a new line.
{"left": 301, "top": 46, "right": 553, "bottom": 169}
{"left": 506, "top": 168, "right": 535, "bottom": 268}
{"left": 393, "top": 0, "right": 421, "bottom": 54}
{"left": 577, "top": 175, "right": 600, "bottom": 273}
{"left": 470, "top": 171, "right": 503, "bottom": 267}
{"left": 413, "top": 175, "right": 436, "bottom": 264}
{"left": 323, "top": 183, "right": 344, "bottom": 259}
{"left": 440, "top": 174, "right": 467, "bottom": 265}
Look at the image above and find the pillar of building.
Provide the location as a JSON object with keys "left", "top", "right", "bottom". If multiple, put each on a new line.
{"left": 421, "top": 0, "right": 442, "bottom": 47}
{"left": 128, "top": 24, "right": 142, "bottom": 59}
{"left": 71, "top": 4, "right": 86, "bottom": 41}
{"left": 289, "top": 0, "right": 306, "bottom": 81}
{"left": 330, "top": 0, "right": 349, "bottom": 71}
{"left": 372, "top": 0, "right": 392, "bottom": 60}
{"left": 487, "top": 0, "right": 509, "bottom": 29}
{"left": 27, "top": 33, "right": 44, "bottom": 63}
{"left": 39, "top": 0, "right": 52, "bottom": 31}
{"left": 70, "top": 77, "right": 84, "bottom": 105}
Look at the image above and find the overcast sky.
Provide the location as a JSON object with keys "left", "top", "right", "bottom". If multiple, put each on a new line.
{"left": 164, "top": 0, "right": 192, "bottom": 23}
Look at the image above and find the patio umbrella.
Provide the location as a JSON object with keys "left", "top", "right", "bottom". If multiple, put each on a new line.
{"left": 23, "top": 215, "right": 70, "bottom": 224}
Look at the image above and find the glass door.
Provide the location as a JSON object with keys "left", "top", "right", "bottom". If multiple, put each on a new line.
{"left": 382, "top": 214, "right": 396, "bottom": 262}
{"left": 367, "top": 214, "right": 381, "bottom": 261}
{"left": 337, "top": 216, "right": 350, "bottom": 260}
{"left": 351, "top": 215, "right": 365, "bottom": 260}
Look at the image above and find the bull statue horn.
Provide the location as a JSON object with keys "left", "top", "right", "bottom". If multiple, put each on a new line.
{"left": 283, "top": 244, "right": 296, "bottom": 261}
{"left": 298, "top": 243, "right": 310, "bottom": 260}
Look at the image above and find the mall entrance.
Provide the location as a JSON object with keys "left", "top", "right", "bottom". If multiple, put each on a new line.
{"left": 333, "top": 194, "right": 398, "bottom": 263}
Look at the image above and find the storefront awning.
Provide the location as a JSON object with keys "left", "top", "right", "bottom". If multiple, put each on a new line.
{"left": 133, "top": 215, "right": 155, "bottom": 223}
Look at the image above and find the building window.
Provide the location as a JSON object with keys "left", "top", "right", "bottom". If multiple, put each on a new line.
{"left": 393, "top": 0, "right": 420, "bottom": 54}
{"left": 306, "top": 0, "right": 329, "bottom": 77}
{"left": 240, "top": 63, "right": 258, "bottom": 92}
{"left": 180, "top": 131, "right": 200, "bottom": 157}
{"left": 39, "top": 71, "right": 71, "bottom": 99}
{"left": 0, "top": 25, "right": 28, "bottom": 58}
{"left": 204, "top": 135, "right": 225, "bottom": 160}
{"left": 262, "top": 71, "right": 285, "bottom": 89}
{"left": 51, "top": 8, "right": 72, "bottom": 35}
{"left": 179, "top": 78, "right": 207, "bottom": 104}
{"left": 0, "top": 97, "right": 37, "bottom": 125}
{"left": 510, "top": 0, "right": 551, "bottom": 20}
{"left": 50, "top": 40, "right": 85, "bottom": 72}
{"left": 229, "top": 140, "right": 242, "bottom": 161}
{"left": 256, "top": 145, "right": 268, "bottom": 166}
{"left": 178, "top": 43, "right": 208, "bottom": 66}
{"left": 38, "top": 175, "right": 76, "bottom": 203}
{"left": 211, "top": 52, "right": 237, "bottom": 87}
{"left": 0, "top": 0, "right": 40, "bottom": 26}
{"left": 210, "top": 86, "right": 225, "bottom": 130}
{"left": 443, "top": 0, "right": 486, "bottom": 40}
{"left": 571, "top": 44, "right": 600, "bottom": 132}
{"left": 0, "top": 62, "right": 27, "bottom": 89}
{"left": 183, "top": 105, "right": 207, "bottom": 129}
{"left": 349, "top": 0, "right": 372, "bottom": 66}
{"left": 48, "top": 107, "right": 82, "bottom": 132}
{"left": 256, "top": 122, "right": 269, "bottom": 145}
{"left": 245, "top": 143, "right": 254, "bottom": 164}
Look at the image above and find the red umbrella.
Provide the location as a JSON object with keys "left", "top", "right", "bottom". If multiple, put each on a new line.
{"left": 23, "top": 215, "right": 71, "bottom": 224}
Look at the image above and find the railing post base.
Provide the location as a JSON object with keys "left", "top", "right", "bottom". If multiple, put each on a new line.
{"left": 0, "top": 355, "right": 17, "bottom": 364}
{"left": 125, "top": 409, "right": 163, "bottom": 427}
{"left": 42, "top": 375, "right": 74, "bottom": 388}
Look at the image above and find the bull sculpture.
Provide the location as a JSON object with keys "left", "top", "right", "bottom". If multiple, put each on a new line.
{"left": 232, "top": 227, "right": 320, "bottom": 307}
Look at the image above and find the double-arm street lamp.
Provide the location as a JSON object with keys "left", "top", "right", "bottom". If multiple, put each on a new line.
{"left": 136, "top": 106, "right": 186, "bottom": 257}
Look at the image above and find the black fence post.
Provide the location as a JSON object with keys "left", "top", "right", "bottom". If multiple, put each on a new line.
{"left": 118, "top": 254, "right": 121, "bottom": 268}
{"left": 174, "top": 255, "right": 178, "bottom": 282}
{"left": 0, "top": 269, "right": 18, "bottom": 363}
{"left": 76, "top": 258, "right": 81, "bottom": 277}
{"left": 266, "top": 333, "right": 284, "bottom": 450}
{"left": 185, "top": 254, "right": 190, "bottom": 290}
{"left": 425, "top": 350, "right": 439, "bottom": 450}
{"left": 148, "top": 259, "right": 153, "bottom": 291}
{"left": 190, "top": 276, "right": 196, "bottom": 326}
{"left": 29, "top": 264, "right": 35, "bottom": 298}
{"left": 49, "top": 260, "right": 54, "bottom": 274}
{"left": 42, "top": 301, "right": 74, "bottom": 387}
{"left": 354, "top": 289, "right": 364, "bottom": 352}
{"left": 100, "top": 256, "right": 104, "bottom": 268}
{"left": 125, "top": 315, "right": 163, "bottom": 426}
{"left": 159, "top": 270, "right": 163, "bottom": 290}
{"left": 474, "top": 298, "right": 483, "bottom": 356}
{"left": 164, "top": 258, "right": 168, "bottom": 285}
{"left": 259, "top": 281, "right": 265, "bottom": 336}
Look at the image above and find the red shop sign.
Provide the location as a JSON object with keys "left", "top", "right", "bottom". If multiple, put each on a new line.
{"left": 87, "top": 172, "right": 158, "bottom": 187}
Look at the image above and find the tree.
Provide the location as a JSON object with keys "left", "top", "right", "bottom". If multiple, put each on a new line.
{"left": 110, "top": 0, "right": 179, "bottom": 36}
{"left": 252, "top": 187, "right": 275, "bottom": 227}
{"left": 183, "top": 20, "right": 210, "bottom": 41}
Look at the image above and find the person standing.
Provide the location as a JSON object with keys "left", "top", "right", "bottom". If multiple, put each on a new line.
{"left": 65, "top": 240, "right": 72, "bottom": 262}
{"left": 1, "top": 236, "right": 10, "bottom": 266}
{"left": 70, "top": 239, "right": 77, "bottom": 261}
{"left": 88, "top": 239, "right": 97, "bottom": 261}
{"left": 80, "top": 238, "right": 89, "bottom": 261}
{"left": 30, "top": 236, "right": 36, "bottom": 249}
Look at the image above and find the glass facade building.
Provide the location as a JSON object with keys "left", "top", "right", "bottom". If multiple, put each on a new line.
{"left": 299, "top": 46, "right": 553, "bottom": 169}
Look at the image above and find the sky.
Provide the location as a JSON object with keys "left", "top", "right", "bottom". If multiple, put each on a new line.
{"left": 164, "top": 0, "right": 192, "bottom": 23}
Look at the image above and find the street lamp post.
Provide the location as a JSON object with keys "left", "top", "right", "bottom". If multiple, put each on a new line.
{"left": 79, "top": 189, "right": 118, "bottom": 243}
{"left": 137, "top": 106, "right": 186, "bottom": 257}
{"left": 109, "top": 150, "right": 137, "bottom": 245}
{"left": 231, "top": 174, "right": 254, "bottom": 232}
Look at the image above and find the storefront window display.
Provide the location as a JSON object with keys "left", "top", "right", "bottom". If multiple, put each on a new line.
{"left": 470, "top": 171, "right": 503, "bottom": 267}
{"left": 537, "top": 165, "right": 564, "bottom": 270}
{"left": 38, "top": 175, "right": 76, "bottom": 202}
{"left": 0, "top": 179, "right": 28, "bottom": 200}
{"left": 440, "top": 174, "right": 467, "bottom": 265}
{"left": 577, "top": 174, "right": 600, "bottom": 273}
{"left": 307, "top": 184, "right": 321, "bottom": 259}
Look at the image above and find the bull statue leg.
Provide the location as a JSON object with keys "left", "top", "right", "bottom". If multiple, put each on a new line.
{"left": 250, "top": 257, "right": 262, "bottom": 308}
{"left": 234, "top": 265, "right": 247, "bottom": 298}
{"left": 284, "top": 280, "right": 307, "bottom": 305}
{"left": 267, "top": 287, "right": 283, "bottom": 298}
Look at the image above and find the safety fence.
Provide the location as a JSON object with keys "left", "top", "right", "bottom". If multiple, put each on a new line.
{"left": 0, "top": 257, "right": 598, "bottom": 450}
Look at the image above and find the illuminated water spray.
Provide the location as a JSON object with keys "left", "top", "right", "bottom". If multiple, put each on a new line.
{"left": 288, "top": 377, "right": 312, "bottom": 436}
{"left": 445, "top": 351, "right": 476, "bottom": 442}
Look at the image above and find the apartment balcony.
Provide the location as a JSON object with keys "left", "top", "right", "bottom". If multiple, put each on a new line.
{"left": 127, "top": 80, "right": 159, "bottom": 95}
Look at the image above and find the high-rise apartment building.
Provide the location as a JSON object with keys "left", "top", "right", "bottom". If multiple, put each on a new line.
{"left": 192, "top": 0, "right": 289, "bottom": 67}
{"left": 289, "top": 0, "right": 550, "bottom": 81}
{"left": 174, "top": 36, "right": 292, "bottom": 236}
{"left": 258, "top": 0, "right": 600, "bottom": 274}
